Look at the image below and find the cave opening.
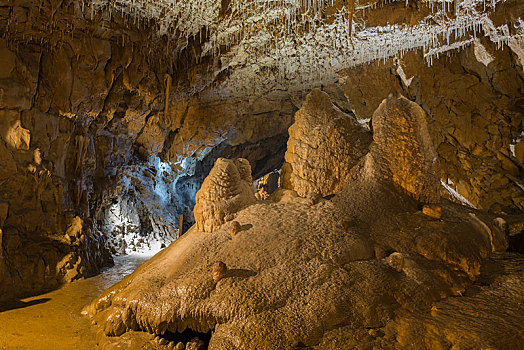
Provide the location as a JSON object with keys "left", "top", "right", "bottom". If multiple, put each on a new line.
{"left": 158, "top": 328, "right": 212, "bottom": 349}
{"left": 96, "top": 155, "right": 183, "bottom": 257}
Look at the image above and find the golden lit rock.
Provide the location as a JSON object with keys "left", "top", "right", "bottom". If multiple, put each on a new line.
{"left": 422, "top": 205, "right": 442, "bottom": 219}
{"left": 212, "top": 261, "right": 228, "bottom": 283}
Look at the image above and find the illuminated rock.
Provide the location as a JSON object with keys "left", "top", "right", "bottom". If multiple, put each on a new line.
{"left": 255, "top": 170, "right": 280, "bottom": 200}
{"left": 194, "top": 158, "right": 256, "bottom": 232}
{"left": 423, "top": 205, "right": 442, "bottom": 219}
{"left": 369, "top": 95, "right": 441, "bottom": 204}
{"left": 282, "top": 89, "right": 372, "bottom": 197}
{"left": 0, "top": 110, "right": 30, "bottom": 150}
{"left": 212, "top": 261, "right": 227, "bottom": 283}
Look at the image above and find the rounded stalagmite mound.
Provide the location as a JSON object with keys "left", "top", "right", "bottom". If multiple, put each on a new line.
{"left": 193, "top": 158, "right": 256, "bottom": 232}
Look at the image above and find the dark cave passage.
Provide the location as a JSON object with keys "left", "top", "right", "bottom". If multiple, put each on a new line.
{"left": 156, "top": 328, "right": 212, "bottom": 349}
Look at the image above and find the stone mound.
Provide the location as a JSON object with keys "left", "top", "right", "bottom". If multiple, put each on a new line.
{"left": 86, "top": 94, "right": 522, "bottom": 349}
{"left": 368, "top": 94, "right": 441, "bottom": 204}
{"left": 194, "top": 158, "right": 256, "bottom": 232}
{"left": 281, "top": 89, "right": 372, "bottom": 197}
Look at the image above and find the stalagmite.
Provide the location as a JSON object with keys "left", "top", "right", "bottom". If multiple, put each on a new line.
{"left": 367, "top": 95, "right": 441, "bottom": 204}
{"left": 194, "top": 158, "right": 256, "bottom": 232}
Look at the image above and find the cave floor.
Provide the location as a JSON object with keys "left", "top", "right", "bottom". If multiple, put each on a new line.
{"left": 0, "top": 255, "right": 149, "bottom": 350}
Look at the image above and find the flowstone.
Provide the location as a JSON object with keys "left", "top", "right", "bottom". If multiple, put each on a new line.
{"left": 87, "top": 95, "right": 523, "bottom": 349}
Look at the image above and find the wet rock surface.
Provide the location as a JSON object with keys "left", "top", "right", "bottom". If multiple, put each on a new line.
{"left": 88, "top": 176, "right": 523, "bottom": 349}
{"left": 281, "top": 89, "right": 372, "bottom": 197}
{"left": 87, "top": 94, "right": 524, "bottom": 349}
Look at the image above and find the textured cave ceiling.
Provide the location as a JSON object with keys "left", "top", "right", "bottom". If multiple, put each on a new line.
{"left": 82, "top": 0, "right": 523, "bottom": 96}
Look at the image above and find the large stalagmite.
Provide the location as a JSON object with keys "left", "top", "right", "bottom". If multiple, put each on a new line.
{"left": 194, "top": 158, "right": 256, "bottom": 233}
{"left": 368, "top": 94, "right": 441, "bottom": 204}
{"left": 281, "top": 89, "right": 372, "bottom": 197}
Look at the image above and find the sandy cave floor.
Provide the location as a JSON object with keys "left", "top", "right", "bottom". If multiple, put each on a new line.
{"left": 0, "top": 255, "right": 148, "bottom": 350}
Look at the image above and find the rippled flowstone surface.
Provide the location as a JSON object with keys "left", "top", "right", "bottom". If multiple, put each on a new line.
{"left": 87, "top": 182, "right": 523, "bottom": 349}
{"left": 87, "top": 95, "right": 524, "bottom": 349}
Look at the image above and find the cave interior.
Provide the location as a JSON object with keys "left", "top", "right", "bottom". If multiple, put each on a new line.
{"left": 0, "top": 0, "right": 523, "bottom": 349}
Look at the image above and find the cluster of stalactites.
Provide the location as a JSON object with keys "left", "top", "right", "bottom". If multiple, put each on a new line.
{"left": 80, "top": 0, "right": 521, "bottom": 96}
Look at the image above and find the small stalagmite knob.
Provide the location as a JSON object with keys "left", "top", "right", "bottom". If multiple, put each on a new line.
{"left": 212, "top": 261, "right": 228, "bottom": 283}
{"left": 230, "top": 221, "right": 241, "bottom": 237}
{"left": 386, "top": 252, "right": 405, "bottom": 272}
{"left": 305, "top": 192, "right": 322, "bottom": 205}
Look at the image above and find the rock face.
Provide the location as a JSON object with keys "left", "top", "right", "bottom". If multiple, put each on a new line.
{"left": 0, "top": 0, "right": 312, "bottom": 300}
{"left": 281, "top": 89, "right": 372, "bottom": 197}
{"left": 194, "top": 158, "right": 256, "bottom": 232}
{"left": 340, "top": 37, "right": 524, "bottom": 212}
{"left": 254, "top": 170, "right": 280, "bottom": 200}
{"left": 0, "top": 0, "right": 177, "bottom": 300}
{"left": 369, "top": 95, "right": 440, "bottom": 204}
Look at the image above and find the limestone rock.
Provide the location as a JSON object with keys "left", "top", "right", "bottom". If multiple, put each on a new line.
{"left": 194, "top": 158, "right": 256, "bottom": 232}
{"left": 282, "top": 89, "right": 372, "bottom": 197}
{"left": 0, "top": 110, "right": 30, "bottom": 150}
{"left": 468, "top": 213, "right": 509, "bottom": 253}
{"left": 386, "top": 252, "right": 405, "bottom": 272}
{"left": 370, "top": 95, "right": 441, "bottom": 204}
{"left": 186, "top": 338, "right": 205, "bottom": 350}
{"left": 89, "top": 175, "right": 504, "bottom": 349}
{"left": 254, "top": 170, "right": 280, "bottom": 200}
{"left": 0, "top": 202, "right": 7, "bottom": 227}
{"left": 269, "top": 188, "right": 298, "bottom": 203}
{"left": 212, "top": 261, "right": 227, "bottom": 283}
{"left": 230, "top": 221, "right": 241, "bottom": 237}
{"left": 422, "top": 205, "right": 442, "bottom": 219}
{"left": 305, "top": 192, "right": 322, "bottom": 206}
{"left": 340, "top": 44, "right": 524, "bottom": 211}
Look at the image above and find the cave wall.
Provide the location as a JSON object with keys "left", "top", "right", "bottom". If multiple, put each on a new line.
{"left": 340, "top": 37, "right": 524, "bottom": 212}
{"left": 0, "top": 0, "right": 299, "bottom": 300}
{"left": 0, "top": 0, "right": 173, "bottom": 300}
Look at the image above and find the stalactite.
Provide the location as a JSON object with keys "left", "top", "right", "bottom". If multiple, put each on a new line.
{"left": 76, "top": 0, "right": 520, "bottom": 95}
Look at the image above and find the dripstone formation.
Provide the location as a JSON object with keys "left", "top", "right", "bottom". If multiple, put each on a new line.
{"left": 281, "top": 89, "right": 372, "bottom": 197}
{"left": 368, "top": 94, "right": 441, "bottom": 204}
{"left": 194, "top": 158, "right": 256, "bottom": 232}
{"left": 87, "top": 93, "right": 524, "bottom": 349}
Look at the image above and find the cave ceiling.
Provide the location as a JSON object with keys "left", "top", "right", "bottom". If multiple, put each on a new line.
{"left": 83, "top": 0, "right": 523, "bottom": 96}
